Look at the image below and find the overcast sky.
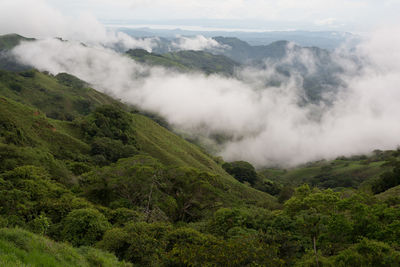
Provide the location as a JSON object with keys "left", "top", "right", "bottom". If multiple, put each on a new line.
{"left": 44, "top": 0, "right": 400, "bottom": 32}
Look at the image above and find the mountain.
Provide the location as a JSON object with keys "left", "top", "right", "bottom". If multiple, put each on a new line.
{"left": 0, "top": 33, "right": 35, "bottom": 50}
{"left": 118, "top": 26, "right": 357, "bottom": 50}
{"left": 0, "top": 34, "right": 35, "bottom": 71}
{"left": 260, "top": 151, "right": 399, "bottom": 190}
{"left": 211, "top": 37, "right": 346, "bottom": 102}
{"left": 1, "top": 33, "right": 400, "bottom": 266}
{"left": 126, "top": 48, "right": 240, "bottom": 75}
{"left": 0, "top": 228, "right": 131, "bottom": 266}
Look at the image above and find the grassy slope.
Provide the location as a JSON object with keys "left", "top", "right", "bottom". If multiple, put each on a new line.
{"left": 0, "top": 70, "right": 122, "bottom": 121}
{"left": 261, "top": 156, "right": 394, "bottom": 190}
{"left": 0, "top": 70, "right": 275, "bottom": 207}
{"left": 132, "top": 113, "right": 275, "bottom": 206}
{"left": 376, "top": 185, "right": 400, "bottom": 201}
{"left": 0, "top": 34, "right": 34, "bottom": 50}
{"left": 126, "top": 49, "right": 239, "bottom": 75}
{"left": 0, "top": 228, "right": 131, "bottom": 267}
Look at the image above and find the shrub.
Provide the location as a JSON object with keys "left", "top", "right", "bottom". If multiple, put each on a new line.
{"left": 222, "top": 161, "right": 258, "bottom": 185}
{"left": 61, "top": 208, "right": 111, "bottom": 246}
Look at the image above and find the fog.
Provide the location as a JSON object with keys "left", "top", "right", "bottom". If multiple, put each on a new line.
{"left": 171, "top": 35, "right": 229, "bottom": 51}
{"left": 0, "top": 0, "right": 158, "bottom": 51}
{"left": 5, "top": 0, "right": 400, "bottom": 167}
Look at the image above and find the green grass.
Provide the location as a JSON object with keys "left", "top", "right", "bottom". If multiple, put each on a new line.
{"left": 260, "top": 156, "right": 395, "bottom": 190}
{"left": 0, "top": 70, "right": 123, "bottom": 121}
{"left": 0, "top": 228, "right": 131, "bottom": 267}
{"left": 126, "top": 49, "right": 239, "bottom": 75}
{"left": 131, "top": 113, "right": 276, "bottom": 207}
{"left": 0, "top": 34, "right": 34, "bottom": 50}
{"left": 375, "top": 185, "right": 400, "bottom": 201}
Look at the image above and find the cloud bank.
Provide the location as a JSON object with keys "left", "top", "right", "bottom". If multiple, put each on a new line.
{"left": 11, "top": 27, "right": 400, "bottom": 167}
{"left": 5, "top": 0, "right": 400, "bottom": 167}
{"left": 172, "top": 35, "right": 228, "bottom": 51}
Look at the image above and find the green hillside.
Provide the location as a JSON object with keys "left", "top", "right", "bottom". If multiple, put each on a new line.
{"left": 0, "top": 228, "right": 131, "bottom": 267}
{"left": 126, "top": 48, "right": 239, "bottom": 75}
{"left": 0, "top": 34, "right": 34, "bottom": 50}
{"left": 0, "top": 69, "right": 272, "bottom": 206}
{"left": 1, "top": 42, "right": 400, "bottom": 265}
{"left": 260, "top": 151, "right": 400, "bottom": 191}
{"left": 0, "top": 34, "right": 35, "bottom": 71}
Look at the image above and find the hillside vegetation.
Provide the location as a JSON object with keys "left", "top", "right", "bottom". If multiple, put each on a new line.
{"left": 126, "top": 48, "right": 240, "bottom": 75}
{"left": 0, "top": 228, "right": 131, "bottom": 267}
{"left": 0, "top": 32, "right": 400, "bottom": 265}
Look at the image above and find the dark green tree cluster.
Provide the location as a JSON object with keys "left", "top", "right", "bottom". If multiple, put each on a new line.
{"left": 372, "top": 161, "right": 400, "bottom": 194}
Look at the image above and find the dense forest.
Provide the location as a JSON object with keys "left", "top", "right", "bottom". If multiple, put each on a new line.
{"left": 0, "top": 33, "right": 400, "bottom": 266}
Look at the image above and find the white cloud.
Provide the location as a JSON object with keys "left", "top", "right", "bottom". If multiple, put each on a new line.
{"left": 171, "top": 35, "right": 228, "bottom": 51}
{"left": 11, "top": 26, "right": 400, "bottom": 167}
{"left": 5, "top": 0, "right": 400, "bottom": 167}
{"left": 0, "top": 0, "right": 157, "bottom": 51}
{"left": 314, "top": 18, "right": 337, "bottom": 26}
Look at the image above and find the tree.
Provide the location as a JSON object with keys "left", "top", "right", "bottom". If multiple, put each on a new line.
{"left": 61, "top": 208, "right": 111, "bottom": 246}
{"left": 222, "top": 161, "right": 258, "bottom": 185}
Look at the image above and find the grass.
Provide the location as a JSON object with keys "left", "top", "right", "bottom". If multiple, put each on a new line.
{"left": 0, "top": 228, "right": 131, "bottom": 267}
{"left": 0, "top": 34, "right": 35, "bottom": 50}
{"left": 260, "top": 156, "right": 395, "bottom": 190}
{"left": 127, "top": 49, "right": 239, "bottom": 75}
{"left": 375, "top": 185, "right": 400, "bottom": 201}
{"left": 0, "top": 70, "right": 123, "bottom": 121}
{"left": 131, "top": 112, "right": 277, "bottom": 208}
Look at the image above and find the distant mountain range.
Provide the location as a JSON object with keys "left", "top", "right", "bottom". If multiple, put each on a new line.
{"left": 0, "top": 33, "right": 356, "bottom": 104}
{"left": 118, "top": 27, "right": 358, "bottom": 50}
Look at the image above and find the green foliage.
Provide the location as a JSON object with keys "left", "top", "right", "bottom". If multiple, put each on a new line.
{"left": 208, "top": 208, "right": 253, "bottom": 237}
{"left": 80, "top": 156, "right": 225, "bottom": 222}
{"left": 260, "top": 153, "right": 397, "bottom": 190}
{"left": 0, "top": 166, "right": 92, "bottom": 232}
{"left": 0, "top": 34, "right": 35, "bottom": 50}
{"left": 372, "top": 162, "right": 400, "bottom": 194}
{"left": 90, "top": 137, "right": 138, "bottom": 164}
{"left": 61, "top": 208, "right": 111, "bottom": 246}
{"left": 222, "top": 161, "right": 258, "bottom": 185}
{"left": 55, "top": 73, "right": 88, "bottom": 89}
{"left": 334, "top": 238, "right": 400, "bottom": 266}
{"left": 0, "top": 227, "right": 131, "bottom": 267}
{"left": 27, "top": 214, "right": 51, "bottom": 235}
{"left": 98, "top": 222, "right": 171, "bottom": 265}
{"left": 3, "top": 66, "right": 400, "bottom": 266}
{"left": 166, "top": 232, "right": 282, "bottom": 266}
{"left": 127, "top": 49, "right": 240, "bottom": 75}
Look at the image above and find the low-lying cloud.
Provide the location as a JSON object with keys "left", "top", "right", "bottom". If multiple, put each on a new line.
{"left": 5, "top": 0, "right": 400, "bottom": 167}
{"left": 11, "top": 27, "right": 400, "bottom": 167}
{"left": 172, "top": 35, "right": 229, "bottom": 51}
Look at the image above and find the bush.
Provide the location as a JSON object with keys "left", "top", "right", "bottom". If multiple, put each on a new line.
{"left": 61, "top": 208, "right": 111, "bottom": 246}
{"left": 222, "top": 161, "right": 258, "bottom": 185}
{"left": 334, "top": 238, "right": 400, "bottom": 266}
{"left": 90, "top": 137, "right": 137, "bottom": 164}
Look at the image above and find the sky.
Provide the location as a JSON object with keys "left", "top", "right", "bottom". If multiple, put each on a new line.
{"left": 44, "top": 0, "right": 400, "bottom": 32}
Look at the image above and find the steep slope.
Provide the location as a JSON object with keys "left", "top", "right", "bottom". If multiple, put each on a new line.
{"left": 0, "top": 69, "right": 276, "bottom": 208}
{"left": 0, "top": 228, "right": 131, "bottom": 267}
{"left": 0, "top": 34, "right": 34, "bottom": 71}
{"left": 260, "top": 151, "right": 400, "bottom": 191}
{"left": 126, "top": 48, "right": 239, "bottom": 75}
{"left": 0, "top": 34, "right": 35, "bottom": 50}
